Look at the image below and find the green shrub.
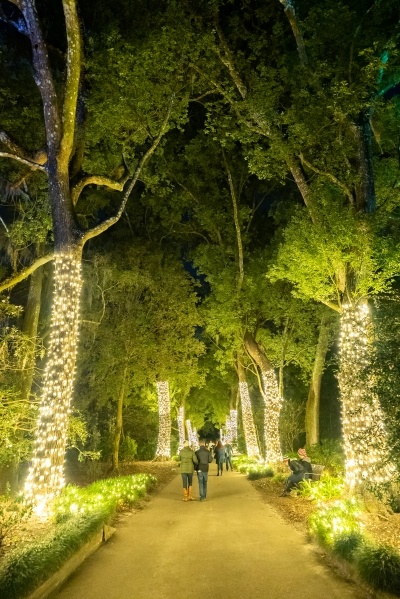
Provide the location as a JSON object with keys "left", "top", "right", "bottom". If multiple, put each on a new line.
{"left": 0, "top": 511, "right": 106, "bottom": 599}
{"left": 246, "top": 465, "right": 274, "bottom": 480}
{"left": 332, "top": 532, "right": 364, "bottom": 561}
{"left": 297, "top": 475, "right": 345, "bottom": 501}
{"left": 355, "top": 543, "right": 400, "bottom": 594}
{"left": 307, "top": 440, "right": 344, "bottom": 476}
{"left": 0, "top": 494, "right": 32, "bottom": 549}
{"left": 308, "top": 499, "right": 363, "bottom": 548}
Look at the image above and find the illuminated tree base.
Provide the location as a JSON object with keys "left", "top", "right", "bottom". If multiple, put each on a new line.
{"left": 338, "top": 302, "right": 395, "bottom": 490}
{"left": 261, "top": 370, "right": 283, "bottom": 463}
{"left": 239, "top": 382, "right": 260, "bottom": 458}
{"left": 155, "top": 381, "right": 171, "bottom": 459}
{"left": 24, "top": 253, "right": 82, "bottom": 515}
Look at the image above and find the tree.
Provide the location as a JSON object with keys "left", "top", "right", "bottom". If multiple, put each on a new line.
{"left": 0, "top": 0, "right": 188, "bottom": 511}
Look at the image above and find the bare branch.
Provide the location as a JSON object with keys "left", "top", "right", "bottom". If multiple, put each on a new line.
{"left": 0, "top": 254, "right": 53, "bottom": 292}
{"left": 223, "top": 150, "right": 244, "bottom": 293}
{"left": 279, "top": 0, "right": 308, "bottom": 66}
{"left": 0, "top": 152, "right": 47, "bottom": 172}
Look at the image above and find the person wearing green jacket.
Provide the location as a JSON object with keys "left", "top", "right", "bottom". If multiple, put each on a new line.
{"left": 178, "top": 440, "right": 198, "bottom": 501}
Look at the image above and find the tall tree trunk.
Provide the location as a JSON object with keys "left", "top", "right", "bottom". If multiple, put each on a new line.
{"left": 111, "top": 365, "right": 128, "bottom": 473}
{"left": 244, "top": 332, "right": 283, "bottom": 462}
{"left": 177, "top": 404, "right": 185, "bottom": 450}
{"left": 305, "top": 314, "right": 332, "bottom": 447}
{"left": 338, "top": 302, "right": 395, "bottom": 490}
{"left": 237, "top": 355, "right": 260, "bottom": 458}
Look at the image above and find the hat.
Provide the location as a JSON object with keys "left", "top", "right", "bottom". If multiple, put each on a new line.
{"left": 297, "top": 448, "right": 307, "bottom": 457}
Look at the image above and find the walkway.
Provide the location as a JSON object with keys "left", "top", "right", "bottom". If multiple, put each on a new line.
{"left": 50, "top": 470, "right": 367, "bottom": 599}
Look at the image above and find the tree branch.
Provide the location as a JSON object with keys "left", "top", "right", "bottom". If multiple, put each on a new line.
{"left": 300, "top": 153, "right": 354, "bottom": 204}
{"left": 214, "top": 20, "right": 247, "bottom": 99}
{"left": 80, "top": 95, "right": 175, "bottom": 246}
{"left": 0, "top": 152, "right": 47, "bottom": 172}
{"left": 59, "top": 0, "right": 81, "bottom": 171}
{"left": 279, "top": 0, "right": 308, "bottom": 66}
{"left": 71, "top": 175, "right": 129, "bottom": 206}
{"left": 0, "top": 254, "right": 53, "bottom": 292}
{"left": 223, "top": 150, "right": 244, "bottom": 294}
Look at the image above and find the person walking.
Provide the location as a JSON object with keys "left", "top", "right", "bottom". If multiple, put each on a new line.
{"left": 225, "top": 442, "right": 233, "bottom": 471}
{"left": 178, "top": 440, "right": 198, "bottom": 501}
{"left": 195, "top": 439, "right": 213, "bottom": 501}
{"left": 214, "top": 440, "right": 226, "bottom": 476}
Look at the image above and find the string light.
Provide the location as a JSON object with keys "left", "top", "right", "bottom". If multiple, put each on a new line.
{"left": 261, "top": 370, "right": 283, "bottom": 463}
{"left": 338, "top": 302, "right": 396, "bottom": 490}
{"left": 185, "top": 419, "right": 197, "bottom": 446}
{"left": 177, "top": 406, "right": 185, "bottom": 450}
{"left": 154, "top": 381, "right": 171, "bottom": 458}
{"left": 225, "top": 415, "right": 232, "bottom": 443}
{"left": 24, "top": 253, "right": 82, "bottom": 516}
{"left": 230, "top": 409, "right": 238, "bottom": 444}
{"left": 239, "top": 382, "right": 260, "bottom": 458}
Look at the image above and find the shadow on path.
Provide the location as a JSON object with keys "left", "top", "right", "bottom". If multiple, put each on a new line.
{"left": 50, "top": 470, "right": 367, "bottom": 599}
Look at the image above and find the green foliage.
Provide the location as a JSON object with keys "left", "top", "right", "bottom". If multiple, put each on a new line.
{"left": 119, "top": 435, "right": 138, "bottom": 462}
{"left": 332, "top": 532, "right": 364, "bottom": 562}
{"left": 0, "top": 473, "right": 157, "bottom": 598}
{"left": 0, "top": 493, "right": 32, "bottom": 549}
{"left": 0, "top": 512, "right": 106, "bottom": 599}
{"left": 297, "top": 475, "right": 345, "bottom": 502}
{"left": 53, "top": 474, "right": 156, "bottom": 523}
{"left": 307, "top": 440, "right": 345, "bottom": 476}
{"left": 308, "top": 498, "right": 364, "bottom": 548}
{"left": 355, "top": 543, "right": 400, "bottom": 594}
{"left": 246, "top": 464, "right": 274, "bottom": 480}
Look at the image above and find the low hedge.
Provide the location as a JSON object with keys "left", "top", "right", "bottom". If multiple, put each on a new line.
{"left": 0, "top": 473, "right": 156, "bottom": 599}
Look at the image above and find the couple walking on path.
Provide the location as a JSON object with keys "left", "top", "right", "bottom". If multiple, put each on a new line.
{"left": 178, "top": 439, "right": 214, "bottom": 501}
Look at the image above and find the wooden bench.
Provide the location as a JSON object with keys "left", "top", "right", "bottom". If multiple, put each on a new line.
{"left": 304, "top": 464, "right": 324, "bottom": 482}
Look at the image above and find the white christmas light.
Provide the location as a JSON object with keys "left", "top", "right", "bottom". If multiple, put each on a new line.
{"left": 177, "top": 406, "right": 185, "bottom": 450}
{"left": 239, "top": 382, "right": 260, "bottom": 458}
{"left": 261, "top": 370, "right": 283, "bottom": 463}
{"left": 338, "top": 302, "right": 396, "bottom": 490}
{"left": 24, "top": 253, "right": 82, "bottom": 515}
{"left": 154, "top": 381, "right": 171, "bottom": 458}
{"left": 230, "top": 409, "right": 238, "bottom": 444}
{"left": 185, "top": 419, "right": 197, "bottom": 446}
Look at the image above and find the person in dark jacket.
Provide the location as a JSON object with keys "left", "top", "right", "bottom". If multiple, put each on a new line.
{"left": 195, "top": 440, "right": 213, "bottom": 501}
{"left": 178, "top": 440, "right": 198, "bottom": 501}
{"left": 280, "top": 456, "right": 305, "bottom": 496}
{"left": 297, "top": 448, "right": 313, "bottom": 478}
{"left": 214, "top": 440, "right": 226, "bottom": 476}
{"left": 225, "top": 442, "right": 233, "bottom": 471}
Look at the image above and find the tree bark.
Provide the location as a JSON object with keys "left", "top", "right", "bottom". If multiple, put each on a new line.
{"left": 305, "top": 313, "right": 332, "bottom": 447}
{"left": 111, "top": 365, "right": 128, "bottom": 473}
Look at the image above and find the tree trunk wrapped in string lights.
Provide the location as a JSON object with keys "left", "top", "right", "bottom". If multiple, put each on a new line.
{"left": 338, "top": 302, "right": 395, "bottom": 490}
{"left": 154, "top": 381, "right": 171, "bottom": 459}
{"left": 177, "top": 406, "right": 185, "bottom": 450}
{"left": 24, "top": 253, "right": 82, "bottom": 513}
{"left": 238, "top": 382, "right": 260, "bottom": 458}
{"left": 261, "top": 371, "right": 283, "bottom": 463}
{"left": 230, "top": 409, "right": 238, "bottom": 444}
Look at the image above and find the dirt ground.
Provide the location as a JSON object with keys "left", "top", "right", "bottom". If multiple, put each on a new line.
{"left": 2, "top": 462, "right": 399, "bottom": 564}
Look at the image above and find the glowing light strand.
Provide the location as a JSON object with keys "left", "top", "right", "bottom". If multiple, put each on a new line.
{"left": 239, "top": 382, "right": 260, "bottom": 458}
{"left": 230, "top": 409, "right": 238, "bottom": 444}
{"left": 24, "top": 253, "right": 82, "bottom": 515}
{"left": 338, "top": 303, "right": 395, "bottom": 490}
{"left": 177, "top": 406, "right": 185, "bottom": 450}
{"left": 155, "top": 381, "right": 171, "bottom": 458}
{"left": 261, "top": 370, "right": 283, "bottom": 463}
